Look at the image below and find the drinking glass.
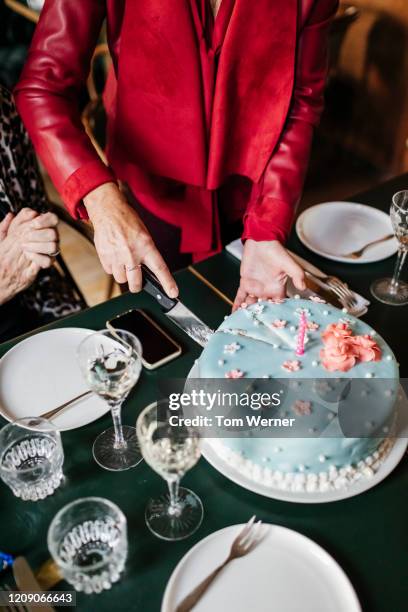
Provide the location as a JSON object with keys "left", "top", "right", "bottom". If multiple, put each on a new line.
{"left": 77, "top": 329, "right": 142, "bottom": 471}
{"left": 370, "top": 190, "right": 408, "bottom": 305}
{"left": 136, "top": 400, "right": 203, "bottom": 541}
{"left": 0, "top": 417, "right": 64, "bottom": 501}
{"left": 48, "top": 497, "right": 127, "bottom": 594}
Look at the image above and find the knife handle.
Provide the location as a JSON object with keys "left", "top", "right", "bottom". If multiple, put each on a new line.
{"left": 141, "top": 264, "right": 178, "bottom": 311}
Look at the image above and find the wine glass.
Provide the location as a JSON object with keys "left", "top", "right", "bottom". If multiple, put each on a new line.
{"left": 77, "top": 329, "right": 142, "bottom": 471}
{"left": 370, "top": 190, "right": 408, "bottom": 305}
{"left": 136, "top": 400, "right": 203, "bottom": 541}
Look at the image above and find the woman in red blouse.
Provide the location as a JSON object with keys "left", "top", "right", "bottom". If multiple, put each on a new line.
{"left": 15, "top": 0, "right": 338, "bottom": 307}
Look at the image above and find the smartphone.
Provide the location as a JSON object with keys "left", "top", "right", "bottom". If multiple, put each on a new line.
{"left": 106, "top": 309, "right": 182, "bottom": 370}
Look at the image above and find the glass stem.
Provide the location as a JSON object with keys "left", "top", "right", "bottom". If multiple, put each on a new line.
{"left": 167, "top": 478, "right": 181, "bottom": 517}
{"left": 109, "top": 401, "right": 127, "bottom": 449}
{"left": 390, "top": 248, "right": 407, "bottom": 293}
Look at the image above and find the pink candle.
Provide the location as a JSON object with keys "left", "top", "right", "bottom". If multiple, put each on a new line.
{"left": 296, "top": 311, "right": 307, "bottom": 356}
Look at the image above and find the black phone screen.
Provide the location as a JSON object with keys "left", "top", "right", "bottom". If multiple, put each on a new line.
{"left": 109, "top": 310, "right": 180, "bottom": 366}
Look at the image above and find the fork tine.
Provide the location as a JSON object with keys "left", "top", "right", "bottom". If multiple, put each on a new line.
{"left": 249, "top": 523, "right": 268, "bottom": 550}
{"left": 326, "top": 282, "right": 357, "bottom": 309}
{"left": 235, "top": 515, "right": 256, "bottom": 546}
{"left": 328, "top": 281, "right": 350, "bottom": 298}
{"left": 326, "top": 283, "right": 347, "bottom": 301}
{"left": 328, "top": 279, "right": 358, "bottom": 304}
{"left": 241, "top": 520, "right": 263, "bottom": 550}
{"left": 238, "top": 514, "right": 256, "bottom": 539}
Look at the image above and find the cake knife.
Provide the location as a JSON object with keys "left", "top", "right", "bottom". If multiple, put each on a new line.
{"left": 141, "top": 265, "right": 214, "bottom": 347}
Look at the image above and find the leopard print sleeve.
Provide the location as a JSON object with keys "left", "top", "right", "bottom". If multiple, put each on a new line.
{"left": 0, "top": 84, "right": 85, "bottom": 326}
{"left": 0, "top": 84, "right": 48, "bottom": 219}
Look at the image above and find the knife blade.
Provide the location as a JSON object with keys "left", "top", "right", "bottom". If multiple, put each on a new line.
{"left": 141, "top": 265, "right": 214, "bottom": 347}
{"left": 12, "top": 557, "right": 55, "bottom": 612}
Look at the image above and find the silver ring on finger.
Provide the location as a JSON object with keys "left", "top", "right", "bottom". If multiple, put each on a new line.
{"left": 50, "top": 249, "right": 60, "bottom": 257}
{"left": 125, "top": 264, "right": 141, "bottom": 272}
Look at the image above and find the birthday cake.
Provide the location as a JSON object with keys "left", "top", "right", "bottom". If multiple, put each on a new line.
{"left": 198, "top": 297, "right": 399, "bottom": 492}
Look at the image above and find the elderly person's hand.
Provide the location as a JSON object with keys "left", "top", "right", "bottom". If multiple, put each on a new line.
{"left": 233, "top": 239, "right": 306, "bottom": 311}
{"left": 0, "top": 212, "right": 44, "bottom": 305}
{"left": 6, "top": 207, "right": 59, "bottom": 268}
{"left": 84, "top": 182, "right": 178, "bottom": 296}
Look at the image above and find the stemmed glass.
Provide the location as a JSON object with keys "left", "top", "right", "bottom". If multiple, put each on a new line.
{"left": 136, "top": 400, "right": 203, "bottom": 541}
{"left": 77, "top": 329, "right": 142, "bottom": 471}
{"left": 370, "top": 190, "right": 408, "bottom": 305}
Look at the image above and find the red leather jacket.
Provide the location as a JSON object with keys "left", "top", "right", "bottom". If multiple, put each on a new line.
{"left": 15, "top": 0, "right": 338, "bottom": 259}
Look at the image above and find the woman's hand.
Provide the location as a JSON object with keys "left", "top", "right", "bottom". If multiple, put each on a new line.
{"left": 84, "top": 182, "right": 178, "bottom": 296}
{"left": 7, "top": 208, "right": 59, "bottom": 268}
{"left": 233, "top": 239, "right": 306, "bottom": 311}
{"left": 0, "top": 212, "right": 43, "bottom": 305}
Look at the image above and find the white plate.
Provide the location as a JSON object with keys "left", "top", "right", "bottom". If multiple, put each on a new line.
{"left": 201, "top": 434, "right": 406, "bottom": 504}
{"left": 0, "top": 328, "right": 109, "bottom": 431}
{"left": 188, "top": 364, "right": 407, "bottom": 503}
{"left": 162, "top": 524, "right": 361, "bottom": 612}
{"left": 296, "top": 202, "right": 398, "bottom": 263}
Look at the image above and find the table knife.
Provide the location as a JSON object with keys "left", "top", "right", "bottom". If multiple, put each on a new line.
{"left": 141, "top": 265, "right": 214, "bottom": 347}
{"left": 12, "top": 557, "right": 55, "bottom": 612}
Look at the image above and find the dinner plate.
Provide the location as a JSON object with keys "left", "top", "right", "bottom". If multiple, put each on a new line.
{"left": 296, "top": 202, "right": 398, "bottom": 263}
{"left": 0, "top": 328, "right": 109, "bottom": 431}
{"left": 162, "top": 524, "right": 361, "bottom": 612}
{"left": 188, "top": 363, "right": 408, "bottom": 503}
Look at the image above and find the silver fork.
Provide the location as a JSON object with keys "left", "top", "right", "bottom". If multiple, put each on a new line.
{"left": 176, "top": 516, "right": 265, "bottom": 612}
{"left": 305, "top": 271, "right": 358, "bottom": 310}
{"left": 4, "top": 584, "right": 27, "bottom": 612}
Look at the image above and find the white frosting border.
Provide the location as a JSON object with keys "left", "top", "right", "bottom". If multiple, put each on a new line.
{"left": 207, "top": 437, "right": 395, "bottom": 493}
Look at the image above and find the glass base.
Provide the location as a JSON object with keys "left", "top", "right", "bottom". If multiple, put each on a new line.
{"left": 370, "top": 278, "right": 408, "bottom": 306}
{"left": 93, "top": 425, "right": 143, "bottom": 471}
{"left": 145, "top": 487, "right": 203, "bottom": 541}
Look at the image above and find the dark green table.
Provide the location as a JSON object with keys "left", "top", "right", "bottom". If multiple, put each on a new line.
{"left": 1, "top": 176, "right": 407, "bottom": 612}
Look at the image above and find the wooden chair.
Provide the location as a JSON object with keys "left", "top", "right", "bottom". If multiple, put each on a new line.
{"left": 82, "top": 43, "right": 111, "bottom": 165}
{"left": 322, "top": 1, "right": 408, "bottom": 175}
{"left": 81, "top": 43, "right": 117, "bottom": 299}
{"left": 330, "top": 5, "right": 360, "bottom": 74}
{"left": 4, "top": 0, "right": 39, "bottom": 23}
{"left": 46, "top": 201, "right": 93, "bottom": 307}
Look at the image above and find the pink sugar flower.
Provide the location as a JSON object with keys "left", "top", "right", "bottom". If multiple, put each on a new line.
{"left": 320, "top": 341, "right": 356, "bottom": 372}
{"left": 292, "top": 400, "right": 312, "bottom": 416}
{"left": 321, "top": 322, "right": 353, "bottom": 343}
{"left": 352, "top": 335, "right": 381, "bottom": 362}
{"left": 309, "top": 295, "right": 326, "bottom": 303}
{"left": 272, "top": 319, "right": 287, "bottom": 328}
{"left": 281, "top": 360, "right": 301, "bottom": 372}
{"left": 225, "top": 369, "right": 245, "bottom": 379}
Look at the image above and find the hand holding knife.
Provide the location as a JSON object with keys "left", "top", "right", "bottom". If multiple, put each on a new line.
{"left": 141, "top": 265, "right": 214, "bottom": 347}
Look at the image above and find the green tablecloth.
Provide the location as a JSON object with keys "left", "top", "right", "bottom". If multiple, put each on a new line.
{"left": 1, "top": 175, "right": 407, "bottom": 611}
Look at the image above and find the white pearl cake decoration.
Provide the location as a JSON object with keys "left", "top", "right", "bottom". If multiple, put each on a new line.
{"left": 198, "top": 298, "right": 399, "bottom": 494}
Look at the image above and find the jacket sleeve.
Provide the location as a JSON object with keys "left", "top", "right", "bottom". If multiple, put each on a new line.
{"left": 242, "top": 0, "right": 339, "bottom": 244}
{"left": 14, "top": 0, "right": 115, "bottom": 220}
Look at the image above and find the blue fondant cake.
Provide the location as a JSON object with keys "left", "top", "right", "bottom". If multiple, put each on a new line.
{"left": 198, "top": 298, "right": 399, "bottom": 492}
